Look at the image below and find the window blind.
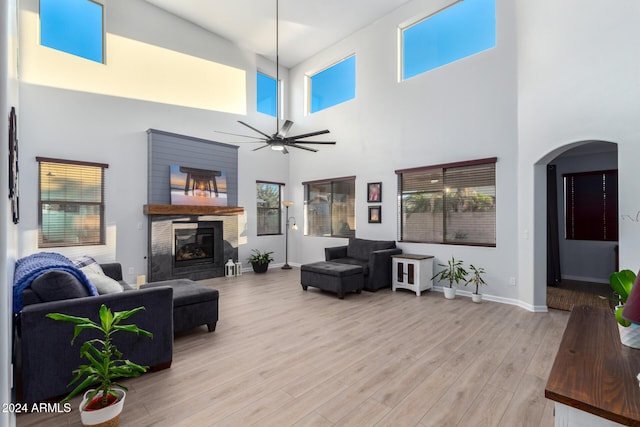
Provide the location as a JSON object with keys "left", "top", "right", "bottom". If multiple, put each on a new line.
{"left": 397, "top": 158, "right": 496, "bottom": 246}
{"left": 38, "top": 157, "right": 107, "bottom": 247}
{"left": 564, "top": 170, "right": 618, "bottom": 241}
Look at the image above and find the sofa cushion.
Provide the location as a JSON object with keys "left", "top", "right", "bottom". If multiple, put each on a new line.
{"left": 29, "top": 270, "right": 91, "bottom": 303}
{"left": 329, "top": 258, "right": 369, "bottom": 276}
{"left": 346, "top": 238, "right": 396, "bottom": 261}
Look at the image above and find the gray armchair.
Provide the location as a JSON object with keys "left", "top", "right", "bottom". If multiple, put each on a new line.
{"left": 325, "top": 237, "right": 402, "bottom": 291}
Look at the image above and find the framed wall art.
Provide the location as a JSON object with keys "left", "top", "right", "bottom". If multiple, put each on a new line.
{"left": 368, "top": 206, "right": 381, "bottom": 223}
{"left": 8, "top": 106, "right": 19, "bottom": 224}
{"left": 367, "top": 182, "right": 381, "bottom": 202}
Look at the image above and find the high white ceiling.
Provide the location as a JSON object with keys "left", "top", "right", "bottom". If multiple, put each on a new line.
{"left": 144, "top": 0, "right": 414, "bottom": 68}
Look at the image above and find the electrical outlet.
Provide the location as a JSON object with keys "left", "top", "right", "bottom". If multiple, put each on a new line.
{"left": 508, "top": 277, "right": 516, "bottom": 286}
{"left": 128, "top": 267, "right": 135, "bottom": 275}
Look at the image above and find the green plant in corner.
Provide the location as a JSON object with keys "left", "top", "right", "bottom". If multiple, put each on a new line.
{"left": 46, "top": 304, "right": 153, "bottom": 409}
{"left": 248, "top": 249, "right": 274, "bottom": 265}
{"left": 431, "top": 256, "right": 468, "bottom": 288}
{"left": 609, "top": 269, "right": 636, "bottom": 327}
{"left": 465, "top": 264, "right": 487, "bottom": 295}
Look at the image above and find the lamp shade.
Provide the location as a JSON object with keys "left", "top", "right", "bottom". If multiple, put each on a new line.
{"left": 622, "top": 273, "right": 640, "bottom": 324}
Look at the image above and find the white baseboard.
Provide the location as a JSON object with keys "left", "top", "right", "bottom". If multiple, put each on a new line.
{"left": 562, "top": 274, "right": 608, "bottom": 285}
{"left": 433, "top": 287, "right": 548, "bottom": 313}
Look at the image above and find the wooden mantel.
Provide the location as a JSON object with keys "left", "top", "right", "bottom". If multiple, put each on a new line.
{"left": 143, "top": 204, "right": 244, "bottom": 216}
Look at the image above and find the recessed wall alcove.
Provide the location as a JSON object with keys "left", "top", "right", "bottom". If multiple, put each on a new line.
{"left": 145, "top": 129, "right": 242, "bottom": 281}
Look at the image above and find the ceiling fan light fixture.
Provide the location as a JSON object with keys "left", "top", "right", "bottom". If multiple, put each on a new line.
{"left": 213, "top": 0, "right": 335, "bottom": 154}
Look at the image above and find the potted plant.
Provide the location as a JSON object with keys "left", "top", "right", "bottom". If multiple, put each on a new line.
{"left": 465, "top": 264, "right": 487, "bottom": 303}
{"left": 46, "top": 304, "right": 153, "bottom": 427}
{"left": 248, "top": 249, "right": 274, "bottom": 274}
{"left": 609, "top": 269, "right": 640, "bottom": 348}
{"left": 431, "top": 256, "right": 468, "bottom": 299}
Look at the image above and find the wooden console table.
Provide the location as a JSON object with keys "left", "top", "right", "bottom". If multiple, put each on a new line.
{"left": 545, "top": 305, "right": 640, "bottom": 426}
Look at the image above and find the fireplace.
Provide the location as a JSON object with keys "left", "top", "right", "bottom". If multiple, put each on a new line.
{"left": 147, "top": 214, "right": 238, "bottom": 282}
{"left": 173, "top": 222, "right": 219, "bottom": 268}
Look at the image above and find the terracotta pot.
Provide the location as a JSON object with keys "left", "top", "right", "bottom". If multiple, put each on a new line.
{"left": 79, "top": 388, "right": 125, "bottom": 427}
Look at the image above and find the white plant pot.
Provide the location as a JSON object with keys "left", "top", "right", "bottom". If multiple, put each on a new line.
{"left": 618, "top": 323, "right": 640, "bottom": 349}
{"left": 471, "top": 293, "right": 483, "bottom": 303}
{"left": 443, "top": 287, "right": 456, "bottom": 299}
{"left": 79, "top": 388, "right": 126, "bottom": 427}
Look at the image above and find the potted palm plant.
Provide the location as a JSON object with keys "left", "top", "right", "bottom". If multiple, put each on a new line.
{"left": 465, "top": 264, "right": 487, "bottom": 303}
{"left": 431, "top": 256, "right": 468, "bottom": 299}
{"left": 248, "top": 249, "right": 274, "bottom": 274}
{"left": 46, "top": 304, "right": 152, "bottom": 427}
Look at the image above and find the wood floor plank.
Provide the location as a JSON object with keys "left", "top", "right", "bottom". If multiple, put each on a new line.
{"left": 16, "top": 268, "right": 569, "bottom": 427}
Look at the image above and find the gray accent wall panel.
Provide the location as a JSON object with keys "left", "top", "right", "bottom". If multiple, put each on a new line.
{"left": 147, "top": 129, "right": 239, "bottom": 205}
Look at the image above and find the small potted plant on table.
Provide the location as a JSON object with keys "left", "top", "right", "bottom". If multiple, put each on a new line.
{"left": 46, "top": 304, "right": 152, "bottom": 427}
{"left": 609, "top": 269, "right": 640, "bottom": 348}
{"left": 432, "top": 256, "right": 468, "bottom": 299}
{"left": 465, "top": 264, "right": 487, "bottom": 303}
{"left": 248, "top": 249, "right": 274, "bottom": 274}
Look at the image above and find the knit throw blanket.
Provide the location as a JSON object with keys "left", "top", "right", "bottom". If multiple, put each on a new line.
{"left": 13, "top": 252, "right": 98, "bottom": 313}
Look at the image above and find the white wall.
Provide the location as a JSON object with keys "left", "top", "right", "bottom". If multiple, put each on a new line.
{"left": 2, "top": 0, "right": 19, "bottom": 423}
{"left": 287, "top": 0, "right": 523, "bottom": 306}
{"left": 17, "top": 0, "right": 290, "bottom": 278}
{"left": 516, "top": 0, "right": 640, "bottom": 306}
{"left": 12, "top": 0, "right": 640, "bottom": 319}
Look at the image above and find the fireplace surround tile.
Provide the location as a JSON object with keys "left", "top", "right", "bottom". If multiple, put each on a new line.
{"left": 148, "top": 214, "right": 238, "bottom": 282}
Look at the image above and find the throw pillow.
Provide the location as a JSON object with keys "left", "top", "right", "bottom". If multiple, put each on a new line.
{"left": 75, "top": 256, "right": 124, "bottom": 294}
{"left": 30, "top": 270, "right": 92, "bottom": 302}
{"left": 83, "top": 271, "right": 123, "bottom": 294}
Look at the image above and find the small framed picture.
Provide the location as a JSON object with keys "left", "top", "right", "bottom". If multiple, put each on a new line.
{"left": 367, "top": 182, "right": 381, "bottom": 202}
{"left": 368, "top": 206, "right": 381, "bottom": 223}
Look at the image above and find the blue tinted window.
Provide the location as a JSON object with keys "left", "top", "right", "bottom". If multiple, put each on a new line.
{"left": 257, "top": 72, "right": 277, "bottom": 117}
{"left": 40, "top": 0, "right": 104, "bottom": 63}
{"left": 310, "top": 55, "right": 356, "bottom": 114}
{"left": 402, "top": 0, "right": 495, "bottom": 80}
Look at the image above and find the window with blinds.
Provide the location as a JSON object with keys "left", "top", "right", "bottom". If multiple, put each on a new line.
{"left": 564, "top": 170, "right": 618, "bottom": 241}
{"left": 304, "top": 177, "right": 356, "bottom": 237}
{"left": 256, "top": 181, "right": 283, "bottom": 236}
{"left": 397, "top": 158, "right": 496, "bottom": 246}
{"left": 38, "top": 157, "right": 108, "bottom": 247}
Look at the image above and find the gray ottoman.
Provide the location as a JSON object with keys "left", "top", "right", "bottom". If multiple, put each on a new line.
{"left": 142, "top": 279, "right": 218, "bottom": 333}
{"left": 300, "top": 262, "right": 364, "bottom": 299}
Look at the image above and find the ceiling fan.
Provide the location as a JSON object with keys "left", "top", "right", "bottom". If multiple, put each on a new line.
{"left": 214, "top": 0, "right": 336, "bottom": 154}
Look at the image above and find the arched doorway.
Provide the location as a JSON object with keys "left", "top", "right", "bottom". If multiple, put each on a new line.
{"left": 537, "top": 140, "right": 618, "bottom": 310}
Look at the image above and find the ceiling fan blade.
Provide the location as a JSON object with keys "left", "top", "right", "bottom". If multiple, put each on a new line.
{"left": 289, "top": 143, "right": 318, "bottom": 152}
{"left": 276, "top": 120, "right": 294, "bottom": 138}
{"left": 252, "top": 144, "right": 271, "bottom": 151}
{"left": 288, "top": 129, "right": 330, "bottom": 140}
{"left": 238, "top": 120, "right": 272, "bottom": 139}
{"left": 282, "top": 145, "right": 289, "bottom": 154}
{"left": 214, "top": 130, "right": 267, "bottom": 140}
{"left": 290, "top": 140, "right": 336, "bottom": 145}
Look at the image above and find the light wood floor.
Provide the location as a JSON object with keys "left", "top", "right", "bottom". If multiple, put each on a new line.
{"left": 17, "top": 268, "right": 569, "bottom": 427}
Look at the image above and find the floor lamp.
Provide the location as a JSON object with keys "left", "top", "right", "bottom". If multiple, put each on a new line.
{"left": 282, "top": 200, "right": 297, "bottom": 269}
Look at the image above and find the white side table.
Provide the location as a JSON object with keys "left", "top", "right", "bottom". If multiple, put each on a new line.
{"left": 391, "top": 254, "right": 433, "bottom": 296}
